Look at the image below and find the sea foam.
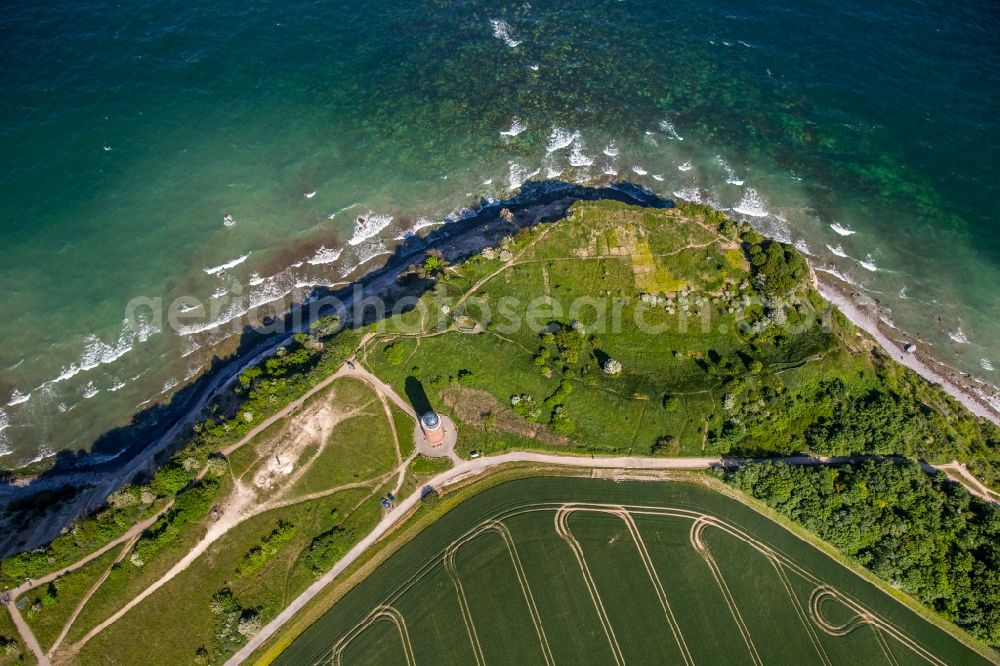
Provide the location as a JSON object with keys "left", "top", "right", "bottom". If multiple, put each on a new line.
{"left": 673, "top": 187, "right": 703, "bottom": 203}
{"left": 508, "top": 162, "right": 540, "bottom": 189}
{"left": 500, "top": 117, "right": 527, "bottom": 137}
{"left": 546, "top": 127, "right": 579, "bottom": 153}
{"left": 715, "top": 156, "right": 744, "bottom": 185}
{"left": 949, "top": 328, "right": 969, "bottom": 344}
{"left": 826, "top": 244, "right": 848, "bottom": 258}
{"left": 732, "top": 188, "right": 769, "bottom": 218}
{"left": 859, "top": 255, "right": 878, "bottom": 272}
{"left": 7, "top": 390, "right": 30, "bottom": 407}
{"left": 328, "top": 203, "right": 359, "bottom": 219}
{"left": 348, "top": 212, "right": 393, "bottom": 246}
{"left": 49, "top": 316, "right": 159, "bottom": 385}
{"left": 830, "top": 222, "right": 856, "bottom": 236}
{"left": 307, "top": 246, "right": 343, "bottom": 265}
{"left": 204, "top": 253, "right": 250, "bottom": 275}
{"left": 659, "top": 118, "right": 684, "bottom": 141}
{"left": 490, "top": 19, "right": 522, "bottom": 47}
{"left": 568, "top": 137, "right": 594, "bottom": 167}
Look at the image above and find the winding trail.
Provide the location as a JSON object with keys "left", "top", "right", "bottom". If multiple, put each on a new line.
{"left": 7, "top": 350, "right": 997, "bottom": 664}
{"left": 225, "top": 447, "right": 994, "bottom": 664}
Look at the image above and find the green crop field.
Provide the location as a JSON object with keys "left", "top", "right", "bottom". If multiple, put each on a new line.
{"left": 274, "top": 476, "right": 992, "bottom": 665}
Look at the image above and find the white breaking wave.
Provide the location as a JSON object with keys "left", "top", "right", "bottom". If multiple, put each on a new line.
{"left": 342, "top": 241, "right": 391, "bottom": 276}
{"left": 508, "top": 162, "right": 540, "bottom": 189}
{"left": 651, "top": 174, "right": 664, "bottom": 181}
{"left": 815, "top": 266, "right": 859, "bottom": 286}
{"left": 732, "top": 188, "right": 769, "bottom": 218}
{"left": 982, "top": 359, "right": 995, "bottom": 371}
{"left": 898, "top": 287, "right": 908, "bottom": 299}
{"left": 348, "top": 212, "right": 393, "bottom": 246}
{"left": 109, "top": 379, "right": 127, "bottom": 392}
{"left": 568, "top": 137, "right": 594, "bottom": 167}
{"left": 328, "top": 203, "right": 359, "bottom": 219}
{"left": 396, "top": 217, "right": 442, "bottom": 239}
{"left": 162, "top": 377, "right": 179, "bottom": 393}
{"left": 82, "top": 381, "right": 99, "bottom": 399}
{"left": 603, "top": 141, "right": 620, "bottom": 158}
{"left": 678, "top": 161, "right": 693, "bottom": 172}
{"left": 500, "top": 117, "right": 527, "bottom": 137}
{"left": 7, "top": 390, "right": 30, "bottom": 407}
{"left": 715, "top": 156, "right": 744, "bottom": 185}
{"left": 304, "top": 190, "right": 317, "bottom": 199}
{"left": 632, "top": 166, "right": 648, "bottom": 176}
{"left": 644, "top": 131, "right": 659, "bottom": 147}
{"left": 248, "top": 273, "right": 264, "bottom": 286}
{"left": 949, "top": 328, "right": 969, "bottom": 344}
{"left": 307, "top": 246, "right": 343, "bottom": 265}
{"left": 659, "top": 118, "right": 684, "bottom": 140}
{"left": 490, "top": 19, "right": 522, "bottom": 47}
{"left": 47, "top": 316, "right": 159, "bottom": 386}
{"left": 794, "top": 239, "right": 812, "bottom": 256}
{"left": 204, "top": 253, "right": 250, "bottom": 275}
{"left": 673, "top": 187, "right": 703, "bottom": 203}
{"left": 859, "top": 255, "right": 878, "bottom": 272}
{"left": 546, "top": 126, "right": 579, "bottom": 153}
{"left": 826, "top": 244, "right": 848, "bottom": 258}
{"left": 603, "top": 165, "right": 618, "bottom": 176}
{"left": 28, "top": 446, "right": 56, "bottom": 465}
{"left": 177, "top": 269, "right": 305, "bottom": 337}
{"left": 830, "top": 222, "right": 856, "bottom": 236}
{"left": 0, "top": 411, "right": 13, "bottom": 456}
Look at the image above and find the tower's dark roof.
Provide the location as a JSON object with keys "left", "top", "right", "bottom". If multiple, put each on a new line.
{"left": 421, "top": 411, "right": 441, "bottom": 429}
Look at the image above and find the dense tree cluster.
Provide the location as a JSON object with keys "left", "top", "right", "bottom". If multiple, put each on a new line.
{"left": 727, "top": 460, "right": 1000, "bottom": 645}
{"left": 709, "top": 361, "right": 1000, "bottom": 480}
{"left": 131, "top": 478, "right": 220, "bottom": 566}
{"left": 303, "top": 524, "right": 354, "bottom": 576}
{"left": 236, "top": 521, "right": 296, "bottom": 576}
{"left": 745, "top": 236, "right": 807, "bottom": 297}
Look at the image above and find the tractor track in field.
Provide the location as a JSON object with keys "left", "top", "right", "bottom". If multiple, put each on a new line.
{"left": 291, "top": 501, "right": 952, "bottom": 666}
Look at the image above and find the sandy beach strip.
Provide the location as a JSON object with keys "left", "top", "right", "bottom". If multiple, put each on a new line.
{"left": 815, "top": 272, "right": 1000, "bottom": 427}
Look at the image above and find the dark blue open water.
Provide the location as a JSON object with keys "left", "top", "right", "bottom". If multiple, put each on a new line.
{"left": 1, "top": 0, "right": 998, "bottom": 465}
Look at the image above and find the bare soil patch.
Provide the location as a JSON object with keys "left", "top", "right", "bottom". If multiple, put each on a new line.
{"left": 440, "top": 386, "right": 569, "bottom": 446}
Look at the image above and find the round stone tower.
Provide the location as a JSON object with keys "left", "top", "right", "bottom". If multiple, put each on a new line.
{"left": 420, "top": 411, "right": 445, "bottom": 446}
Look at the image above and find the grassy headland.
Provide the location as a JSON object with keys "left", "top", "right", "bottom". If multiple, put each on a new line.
{"left": 1, "top": 198, "right": 999, "bottom": 664}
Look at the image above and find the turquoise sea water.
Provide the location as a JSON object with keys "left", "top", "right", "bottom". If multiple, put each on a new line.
{"left": 1, "top": 0, "right": 998, "bottom": 466}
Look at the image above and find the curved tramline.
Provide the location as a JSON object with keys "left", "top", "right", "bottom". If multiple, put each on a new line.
{"left": 443, "top": 520, "right": 554, "bottom": 666}
{"left": 329, "top": 605, "right": 415, "bottom": 666}
{"left": 275, "top": 478, "right": 993, "bottom": 666}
